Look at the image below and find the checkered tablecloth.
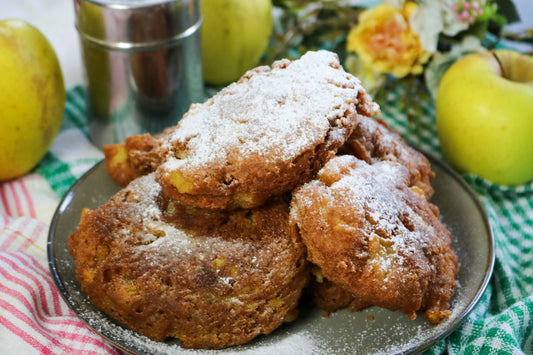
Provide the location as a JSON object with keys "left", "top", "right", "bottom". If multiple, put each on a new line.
{"left": 0, "top": 84, "right": 532, "bottom": 354}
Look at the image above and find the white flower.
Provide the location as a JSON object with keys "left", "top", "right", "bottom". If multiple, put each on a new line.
{"left": 387, "top": 0, "right": 469, "bottom": 53}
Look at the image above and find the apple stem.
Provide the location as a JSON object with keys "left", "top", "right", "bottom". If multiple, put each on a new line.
{"left": 491, "top": 50, "right": 508, "bottom": 79}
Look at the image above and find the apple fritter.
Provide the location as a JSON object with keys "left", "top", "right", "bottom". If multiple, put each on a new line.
{"left": 340, "top": 117, "right": 435, "bottom": 199}
{"left": 69, "top": 173, "right": 308, "bottom": 349}
{"left": 290, "top": 155, "right": 459, "bottom": 324}
{"left": 104, "top": 51, "right": 380, "bottom": 210}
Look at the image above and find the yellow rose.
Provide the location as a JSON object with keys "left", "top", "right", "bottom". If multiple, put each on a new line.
{"left": 347, "top": 2, "right": 430, "bottom": 78}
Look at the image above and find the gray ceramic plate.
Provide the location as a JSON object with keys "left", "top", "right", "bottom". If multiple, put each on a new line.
{"left": 47, "top": 154, "right": 494, "bottom": 355}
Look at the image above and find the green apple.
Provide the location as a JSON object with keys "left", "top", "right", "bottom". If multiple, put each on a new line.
{"left": 201, "top": 0, "right": 273, "bottom": 86}
{"left": 436, "top": 50, "right": 533, "bottom": 186}
{"left": 0, "top": 19, "right": 65, "bottom": 181}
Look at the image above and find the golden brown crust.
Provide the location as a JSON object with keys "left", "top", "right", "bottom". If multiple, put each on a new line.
{"left": 123, "top": 133, "right": 164, "bottom": 173}
{"left": 340, "top": 117, "right": 435, "bottom": 199}
{"left": 103, "top": 132, "right": 171, "bottom": 187}
{"left": 154, "top": 51, "right": 379, "bottom": 210}
{"left": 102, "top": 144, "right": 141, "bottom": 187}
{"left": 308, "top": 266, "right": 372, "bottom": 313}
{"left": 290, "top": 155, "right": 459, "bottom": 323}
{"left": 69, "top": 174, "right": 308, "bottom": 349}
{"left": 103, "top": 51, "right": 380, "bottom": 209}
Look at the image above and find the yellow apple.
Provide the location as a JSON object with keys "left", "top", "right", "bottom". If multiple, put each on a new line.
{"left": 201, "top": 0, "right": 273, "bottom": 86}
{"left": 0, "top": 19, "right": 65, "bottom": 181}
{"left": 436, "top": 50, "right": 533, "bottom": 186}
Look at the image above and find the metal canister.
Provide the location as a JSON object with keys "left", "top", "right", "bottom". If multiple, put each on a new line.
{"left": 74, "top": 0, "right": 204, "bottom": 148}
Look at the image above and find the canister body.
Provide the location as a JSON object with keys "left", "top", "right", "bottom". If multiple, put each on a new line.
{"left": 74, "top": 0, "right": 204, "bottom": 147}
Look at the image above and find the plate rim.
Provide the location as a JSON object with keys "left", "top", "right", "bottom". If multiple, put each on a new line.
{"left": 46, "top": 161, "right": 142, "bottom": 354}
{"left": 410, "top": 152, "right": 495, "bottom": 353}
{"left": 46, "top": 153, "right": 495, "bottom": 354}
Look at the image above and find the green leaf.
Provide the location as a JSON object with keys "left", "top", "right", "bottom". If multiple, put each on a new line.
{"left": 495, "top": 0, "right": 520, "bottom": 24}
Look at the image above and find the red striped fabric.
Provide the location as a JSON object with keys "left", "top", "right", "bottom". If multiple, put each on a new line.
{"left": 18, "top": 180, "right": 37, "bottom": 218}
{"left": 0, "top": 217, "right": 46, "bottom": 255}
{"left": 0, "top": 179, "right": 122, "bottom": 354}
{"left": 1, "top": 179, "right": 37, "bottom": 220}
{"left": 0, "top": 252, "right": 121, "bottom": 354}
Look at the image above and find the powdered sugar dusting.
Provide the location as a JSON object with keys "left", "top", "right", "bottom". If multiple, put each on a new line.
{"left": 138, "top": 178, "right": 162, "bottom": 220}
{"left": 67, "top": 293, "right": 469, "bottom": 355}
{"left": 160, "top": 51, "right": 375, "bottom": 175}
{"left": 314, "top": 156, "right": 432, "bottom": 276}
{"left": 116, "top": 174, "right": 198, "bottom": 251}
{"left": 54, "top": 155, "right": 487, "bottom": 355}
{"left": 118, "top": 174, "right": 277, "bottom": 269}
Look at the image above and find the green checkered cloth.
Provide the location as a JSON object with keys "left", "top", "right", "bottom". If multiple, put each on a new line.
{"left": 380, "top": 84, "right": 533, "bottom": 355}
{"left": 37, "top": 84, "right": 533, "bottom": 354}
{"left": 36, "top": 86, "right": 100, "bottom": 196}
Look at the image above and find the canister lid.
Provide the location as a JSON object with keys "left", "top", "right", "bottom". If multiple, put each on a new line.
{"left": 74, "top": 0, "right": 201, "bottom": 51}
